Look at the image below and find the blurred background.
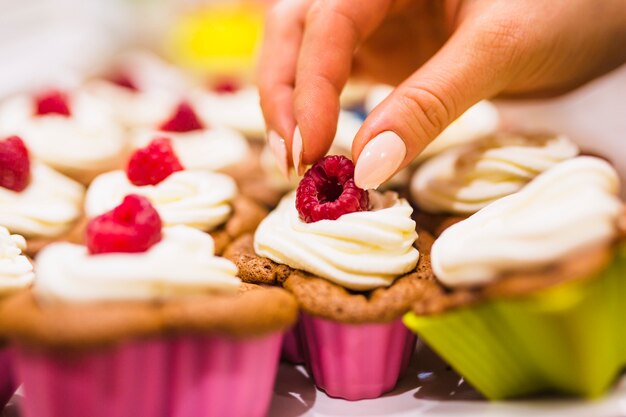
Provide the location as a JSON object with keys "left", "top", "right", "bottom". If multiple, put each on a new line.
{"left": 0, "top": 0, "right": 624, "bottom": 195}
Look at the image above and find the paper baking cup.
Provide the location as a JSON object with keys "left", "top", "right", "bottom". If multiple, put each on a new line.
{"left": 300, "top": 313, "right": 416, "bottom": 400}
{"left": 281, "top": 318, "right": 305, "bottom": 364}
{"left": 15, "top": 332, "right": 283, "bottom": 417}
{"left": 0, "top": 346, "right": 16, "bottom": 409}
{"left": 404, "top": 243, "right": 626, "bottom": 400}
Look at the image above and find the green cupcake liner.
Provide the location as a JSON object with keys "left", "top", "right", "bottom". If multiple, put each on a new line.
{"left": 404, "top": 243, "right": 626, "bottom": 400}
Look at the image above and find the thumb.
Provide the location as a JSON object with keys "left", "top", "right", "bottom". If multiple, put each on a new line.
{"left": 352, "top": 19, "right": 520, "bottom": 189}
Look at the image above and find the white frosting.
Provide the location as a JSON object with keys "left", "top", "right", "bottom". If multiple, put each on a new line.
{"left": 191, "top": 87, "right": 266, "bottom": 139}
{"left": 85, "top": 170, "right": 237, "bottom": 231}
{"left": 412, "top": 133, "right": 580, "bottom": 215}
{"left": 132, "top": 127, "right": 250, "bottom": 172}
{"left": 254, "top": 192, "right": 419, "bottom": 291}
{"left": 0, "top": 163, "right": 84, "bottom": 238}
{"left": 34, "top": 226, "right": 240, "bottom": 303}
{"left": 0, "top": 227, "right": 34, "bottom": 295}
{"left": 0, "top": 91, "right": 127, "bottom": 175}
{"left": 432, "top": 157, "right": 622, "bottom": 287}
{"left": 365, "top": 85, "right": 499, "bottom": 162}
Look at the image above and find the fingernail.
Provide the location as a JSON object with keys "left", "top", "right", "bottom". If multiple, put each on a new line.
{"left": 354, "top": 131, "right": 406, "bottom": 189}
{"left": 292, "top": 126, "right": 305, "bottom": 176}
{"left": 267, "top": 130, "right": 289, "bottom": 178}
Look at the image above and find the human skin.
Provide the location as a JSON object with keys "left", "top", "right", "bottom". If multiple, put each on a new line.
{"left": 257, "top": 0, "right": 626, "bottom": 188}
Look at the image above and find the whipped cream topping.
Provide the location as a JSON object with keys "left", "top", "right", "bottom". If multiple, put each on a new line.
{"left": 254, "top": 192, "right": 419, "bottom": 291}
{"left": 191, "top": 87, "right": 266, "bottom": 139}
{"left": 0, "top": 227, "right": 34, "bottom": 295}
{"left": 85, "top": 170, "right": 237, "bottom": 231}
{"left": 35, "top": 226, "right": 240, "bottom": 303}
{"left": 432, "top": 157, "right": 622, "bottom": 287}
{"left": 0, "top": 92, "right": 127, "bottom": 174}
{"left": 132, "top": 126, "right": 250, "bottom": 172}
{"left": 412, "top": 133, "right": 580, "bottom": 215}
{"left": 0, "top": 163, "right": 84, "bottom": 238}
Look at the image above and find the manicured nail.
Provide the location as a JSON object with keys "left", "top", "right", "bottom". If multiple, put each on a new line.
{"left": 354, "top": 131, "right": 406, "bottom": 189}
{"left": 267, "top": 130, "right": 289, "bottom": 178}
{"left": 292, "top": 126, "right": 305, "bottom": 176}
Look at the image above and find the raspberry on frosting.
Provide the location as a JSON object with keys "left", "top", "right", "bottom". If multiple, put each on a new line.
{"left": 159, "top": 101, "right": 205, "bottom": 132}
{"left": 212, "top": 78, "right": 240, "bottom": 94}
{"left": 296, "top": 155, "right": 369, "bottom": 223}
{"left": 86, "top": 194, "right": 162, "bottom": 254}
{"left": 108, "top": 71, "right": 139, "bottom": 92}
{"left": 0, "top": 136, "right": 31, "bottom": 192}
{"left": 126, "top": 137, "right": 184, "bottom": 186}
{"left": 34, "top": 90, "right": 71, "bottom": 117}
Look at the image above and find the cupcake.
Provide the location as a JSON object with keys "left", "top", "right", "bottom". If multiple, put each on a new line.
{"left": 85, "top": 137, "right": 266, "bottom": 254}
{"left": 0, "top": 227, "right": 34, "bottom": 408}
{"left": 84, "top": 50, "right": 192, "bottom": 129}
{"left": 225, "top": 155, "right": 435, "bottom": 400}
{"left": 410, "top": 132, "right": 579, "bottom": 236}
{"left": 0, "top": 136, "right": 84, "bottom": 255}
{"left": 0, "top": 195, "right": 297, "bottom": 417}
{"left": 404, "top": 156, "right": 625, "bottom": 399}
{"left": 0, "top": 89, "right": 128, "bottom": 184}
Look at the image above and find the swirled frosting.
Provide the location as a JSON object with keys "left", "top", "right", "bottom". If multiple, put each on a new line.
{"left": 0, "top": 163, "right": 84, "bottom": 238}
{"left": 411, "top": 133, "right": 579, "bottom": 214}
{"left": 132, "top": 127, "right": 250, "bottom": 172}
{"left": 35, "top": 226, "right": 240, "bottom": 303}
{"left": 85, "top": 170, "right": 236, "bottom": 231}
{"left": 0, "top": 92, "right": 127, "bottom": 175}
{"left": 0, "top": 227, "right": 34, "bottom": 294}
{"left": 432, "top": 156, "right": 622, "bottom": 287}
{"left": 254, "top": 192, "right": 419, "bottom": 291}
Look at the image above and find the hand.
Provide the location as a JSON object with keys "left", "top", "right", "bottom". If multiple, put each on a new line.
{"left": 258, "top": 0, "right": 626, "bottom": 188}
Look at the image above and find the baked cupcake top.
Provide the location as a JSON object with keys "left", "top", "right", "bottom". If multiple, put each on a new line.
{"left": 0, "top": 227, "right": 33, "bottom": 295}
{"left": 0, "top": 136, "right": 84, "bottom": 238}
{"left": 0, "top": 90, "right": 127, "bottom": 179}
{"left": 85, "top": 138, "right": 237, "bottom": 232}
{"left": 411, "top": 132, "right": 579, "bottom": 215}
{"left": 254, "top": 155, "right": 419, "bottom": 291}
{"left": 132, "top": 101, "right": 250, "bottom": 172}
{"left": 432, "top": 156, "right": 621, "bottom": 288}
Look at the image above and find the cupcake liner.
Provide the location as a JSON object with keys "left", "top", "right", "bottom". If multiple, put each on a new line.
{"left": 281, "top": 317, "right": 305, "bottom": 364}
{"left": 404, "top": 243, "right": 626, "bottom": 400}
{"left": 15, "top": 332, "right": 284, "bottom": 417}
{"left": 0, "top": 346, "right": 16, "bottom": 409}
{"left": 300, "top": 313, "right": 416, "bottom": 400}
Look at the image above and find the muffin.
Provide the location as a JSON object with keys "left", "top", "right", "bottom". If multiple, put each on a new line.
{"left": 0, "top": 227, "right": 34, "bottom": 408}
{"left": 225, "top": 155, "right": 435, "bottom": 400}
{"left": 410, "top": 132, "right": 579, "bottom": 236}
{"left": 85, "top": 137, "right": 266, "bottom": 254}
{"left": 0, "top": 89, "right": 128, "bottom": 184}
{"left": 404, "top": 156, "right": 625, "bottom": 400}
{"left": 0, "top": 195, "right": 297, "bottom": 417}
{"left": 0, "top": 136, "right": 85, "bottom": 255}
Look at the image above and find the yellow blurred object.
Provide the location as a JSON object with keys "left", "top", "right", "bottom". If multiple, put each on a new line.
{"left": 166, "top": 4, "right": 264, "bottom": 78}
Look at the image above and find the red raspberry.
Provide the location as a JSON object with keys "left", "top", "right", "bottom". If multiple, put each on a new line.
{"left": 86, "top": 194, "right": 162, "bottom": 255}
{"left": 296, "top": 155, "right": 369, "bottom": 223}
{"left": 0, "top": 136, "right": 31, "bottom": 192}
{"left": 34, "top": 90, "right": 71, "bottom": 117}
{"left": 212, "top": 79, "right": 240, "bottom": 94}
{"left": 126, "top": 137, "right": 184, "bottom": 186}
{"left": 108, "top": 71, "right": 139, "bottom": 91}
{"left": 159, "top": 101, "right": 204, "bottom": 132}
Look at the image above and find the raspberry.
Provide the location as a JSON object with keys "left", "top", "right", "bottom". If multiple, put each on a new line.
{"left": 159, "top": 101, "right": 204, "bottom": 132}
{"left": 212, "top": 79, "right": 240, "bottom": 94}
{"left": 296, "top": 155, "right": 369, "bottom": 223}
{"left": 0, "top": 136, "right": 31, "bottom": 192}
{"left": 34, "top": 90, "right": 71, "bottom": 117}
{"left": 126, "top": 137, "right": 184, "bottom": 186}
{"left": 86, "top": 194, "right": 162, "bottom": 255}
{"left": 108, "top": 72, "right": 139, "bottom": 91}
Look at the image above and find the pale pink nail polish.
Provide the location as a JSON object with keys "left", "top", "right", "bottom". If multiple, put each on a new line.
{"left": 354, "top": 131, "right": 406, "bottom": 189}
{"left": 267, "top": 130, "right": 289, "bottom": 178}
{"left": 292, "top": 126, "right": 305, "bottom": 176}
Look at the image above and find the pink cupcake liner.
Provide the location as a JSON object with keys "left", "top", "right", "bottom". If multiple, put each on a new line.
{"left": 15, "top": 332, "right": 284, "bottom": 417}
{"left": 0, "top": 346, "right": 16, "bottom": 409}
{"left": 300, "top": 313, "right": 416, "bottom": 400}
{"left": 281, "top": 319, "right": 305, "bottom": 364}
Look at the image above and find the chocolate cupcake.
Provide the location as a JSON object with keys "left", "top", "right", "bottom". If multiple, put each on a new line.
{"left": 404, "top": 156, "right": 626, "bottom": 399}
